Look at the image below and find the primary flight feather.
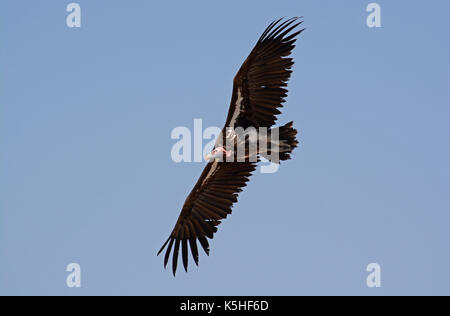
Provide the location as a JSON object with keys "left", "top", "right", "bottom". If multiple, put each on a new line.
{"left": 158, "top": 17, "right": 304, "bottom": 275}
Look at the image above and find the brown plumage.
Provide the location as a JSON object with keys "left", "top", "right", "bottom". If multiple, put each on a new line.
{"left": 158, "top": 17, "right": 304, "bottom": 275}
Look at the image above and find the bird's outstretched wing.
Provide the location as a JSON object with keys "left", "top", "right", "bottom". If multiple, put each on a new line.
{"left": 158, "top": 161, "right": 256, "bottom": 275}
{"left": 225, "top": 17, "right": 304, "bottom": 129}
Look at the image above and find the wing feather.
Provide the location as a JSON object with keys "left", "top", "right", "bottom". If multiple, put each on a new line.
{"left": 225, "top": 17, "right": 304, "bottom": 129}
{"left": 158, "top": 162, "right": 256, "bottom": 275}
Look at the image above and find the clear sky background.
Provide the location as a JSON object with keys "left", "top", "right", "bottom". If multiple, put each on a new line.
{"left": 1, "top": 0, "right": 449, "bottom": 296}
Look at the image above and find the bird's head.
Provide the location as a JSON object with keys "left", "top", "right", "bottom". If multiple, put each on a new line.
{"left": 205, "top": 146, "right": 232, "bottom": 162}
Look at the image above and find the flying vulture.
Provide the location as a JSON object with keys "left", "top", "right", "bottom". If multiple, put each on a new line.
{"left": 158, "top": 17, "right": 304, "bottom": 275}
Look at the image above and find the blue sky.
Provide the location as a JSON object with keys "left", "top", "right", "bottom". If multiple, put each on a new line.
{"left": 1, "top": 0, "right": 449, "bottom": 295}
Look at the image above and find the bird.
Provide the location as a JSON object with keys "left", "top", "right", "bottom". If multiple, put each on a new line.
{"left": 158, "top": 17, "right": 304, "bottom": 275}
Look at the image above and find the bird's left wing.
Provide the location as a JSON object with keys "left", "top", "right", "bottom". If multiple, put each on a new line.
{"left": 224, "top": 17, "right": 304, "bottom": 129}
{"left": 158, "top": 161, "right": 256, "bottom": 275}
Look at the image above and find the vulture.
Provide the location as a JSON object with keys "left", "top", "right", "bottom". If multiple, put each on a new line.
{"left": 158, "top": 17, "right": 304, "bottom": 275}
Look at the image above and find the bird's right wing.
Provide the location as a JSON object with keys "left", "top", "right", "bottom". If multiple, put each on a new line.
{"left": 157, "top": 161, "right": 256, "bottom": 275}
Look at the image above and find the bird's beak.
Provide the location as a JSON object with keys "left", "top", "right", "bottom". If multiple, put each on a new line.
{"left": 205, "top": 153, "right": 213, "bottom": 161}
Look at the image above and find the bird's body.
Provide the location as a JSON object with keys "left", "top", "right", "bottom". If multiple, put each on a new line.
{"left": 158, "top": 18, "right": 304, "bottom": 275}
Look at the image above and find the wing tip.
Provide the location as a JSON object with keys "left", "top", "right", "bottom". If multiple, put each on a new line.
{"left": 259, "top": 16, "right": 305, "bottom": 44}
{"left": 157, "top": 236, "right": 171, "bottom": 256}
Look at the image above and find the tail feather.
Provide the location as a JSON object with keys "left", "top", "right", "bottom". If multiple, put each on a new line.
{"left": 261, "top": 121, "right": 298, "bottom": 163}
